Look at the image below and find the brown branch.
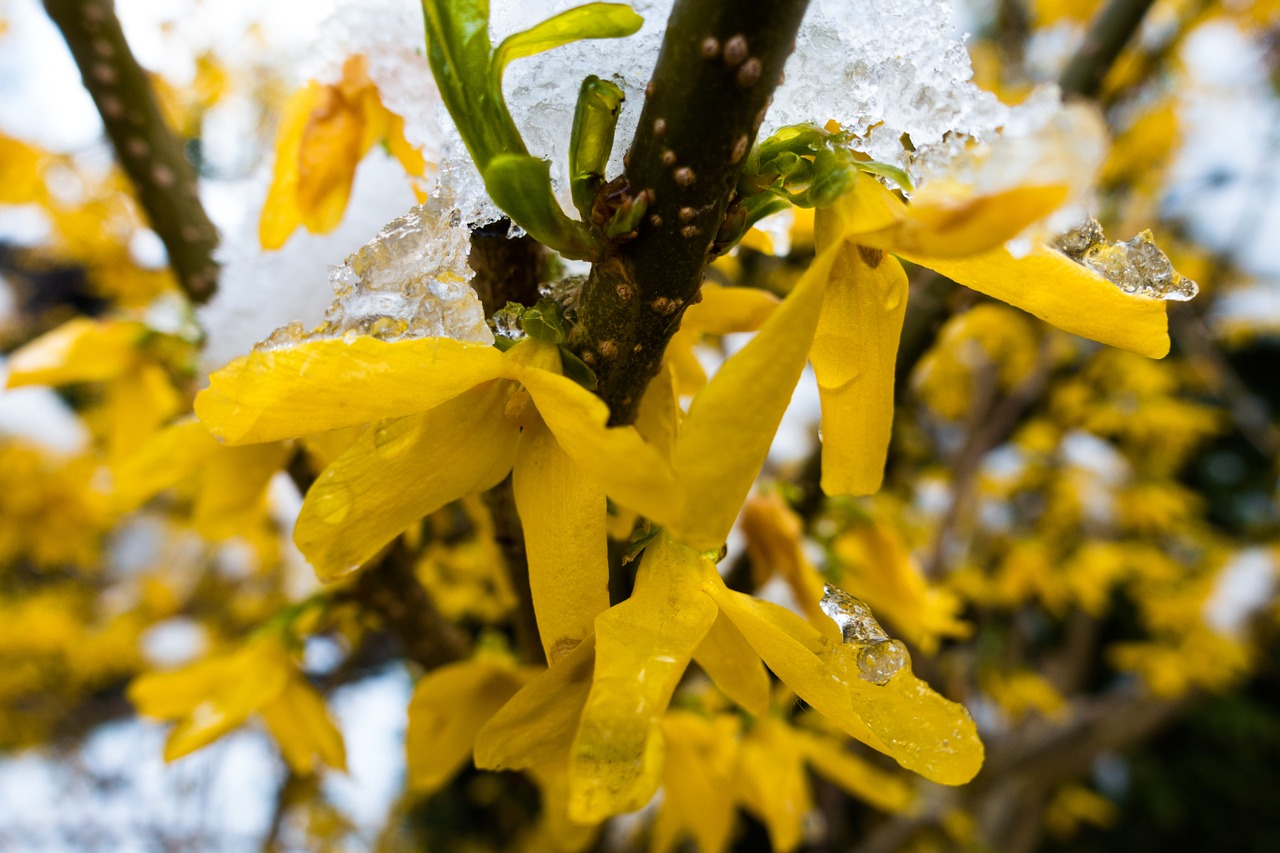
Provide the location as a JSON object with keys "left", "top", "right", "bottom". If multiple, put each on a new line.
{"left": 572, "top": 0, "right": 812, "bottom": 425}
{"left": 1058, "top": 0, "right": 1159, "bottom": 98}
{"left": 43, "top": 0, "right": 219, "bottom": 303}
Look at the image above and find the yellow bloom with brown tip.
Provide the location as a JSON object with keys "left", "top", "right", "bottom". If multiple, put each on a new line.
{"left": 260, "top": 55, "right": 428, "bottom": 249}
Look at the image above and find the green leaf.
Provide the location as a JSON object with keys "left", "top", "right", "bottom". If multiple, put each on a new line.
{"left": 851, "top": 159, "right": 914, "bottom": 193}
{"left": 521, "top": 298, "right": 568, "bottom": 344}
{"left": 558, "top": 346, "right": 598, "bottom": 391}
{"left": 570, "top": 75, "right": 626, "bottom": 218}
{"left": 483, "top": 154, "right": 604, "bottom": 260}
{"left": 491, "top": 4, "right": 643, "bottom": 86}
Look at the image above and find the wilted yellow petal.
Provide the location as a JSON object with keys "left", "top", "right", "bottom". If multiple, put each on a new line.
{"left": 812, "top": 201, "right": 909, "bottom": 496}
{"left": 196, "top": 336, "right": 511, "bottom": 444}
{"left": 693, "top": 611, "right": 772, "bottom": 717}
{"left": 513, "top": 416, "right": 610, "bottom": 664}
{"left": 260, "top": 676, "right": 348, "bottom": 775}
{"left": 667, "top": 237, "right": 845, "bottom": 550}
{"left": 734, "top": 719, "right": 810, "bottom": 853}
{"left": 295, "top": 382, "right": 519, "bottom": 581}
{"left": 517, "top": 367, "right": 676, "bottom": 518}
{"left": 5, "top": 318, "right": 140, "bottom": 387}
{"left": 900, "top": 244, "right": 1170, "bottom": 358}
{"left": 569, "top": 534, "right": 718, "bottom": 822}
{"left": 655, "top": 712, "right": 740, "bottom": 853}
{"left": 794, "top": 729, "right": 915, "bottom": 813}
{"left": 474, "top": 635, "right": 596, "bottom": 772}
{"left": 406, "top": 655, "right": 531, "bottom": 792}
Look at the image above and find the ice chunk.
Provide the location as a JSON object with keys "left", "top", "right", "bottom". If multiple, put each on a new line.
{"left": 1054, "top": 217, "right": 1199, "bottom": 302}
{"left": 821, "top": 583, "right": 909, "bottom": 685}
{"left": 821, "top": 583, "right": 890, "bottom": 644}
{"left": 256, "top": 195, "right": 493, "bottom": 350}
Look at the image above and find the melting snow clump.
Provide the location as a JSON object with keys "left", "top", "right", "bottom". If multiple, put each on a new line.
{"left": 1054, "top": 217, "right": 1200, "bottom": 301}
{"left": 256, "top": 195, "right": 493, "bottom": 350}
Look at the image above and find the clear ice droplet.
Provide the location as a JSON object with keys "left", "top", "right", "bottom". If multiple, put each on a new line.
{"left": 821, "top": 584, "right": 910, "bottom": 684}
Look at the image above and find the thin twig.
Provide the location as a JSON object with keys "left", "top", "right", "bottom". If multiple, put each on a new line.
{"left": 44, "top": 0, "right": 220, "bottom": 303}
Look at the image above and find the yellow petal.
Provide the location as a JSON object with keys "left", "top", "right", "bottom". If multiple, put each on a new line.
{"left": 681, "top": 284, "right": 780, "bottom": 336}
{"left": 196, "top": 336, "right": 511, "bottom": 444}
{"left": 194, "top": 441, "right": 293, "bottom": 538}
{"left": 693, "top": 611, "right": 772, "bottom": 717}
{"left": 734, "top": 719, "right": 811, "bottom": 853}
{"left": 793, "top": 729, "right": 915, "bottom": 813}
{"left": 128, "top": 656, "right": 230, "bottom": 720}
{"left": 295, "top": 77, "right": 366, "bottom": 235}
{"left": 569, "top": 534, "right": 718, "bottom": 822}
{"left": 516, "top": 367, "right": 676, "bottom": 518}
{"left": 513, "top": 415, "right": 610, "bottom": 664}
{"left": 656, "top": 712, "right": 740, "bottom": 853}
{"left": 107, "top": 364, "right": 182, "bottom": 461}
{"left": 634, "top": 361, "right": 680, "bottom": 464}
{"left": 259, "top": 81, "right": 317, "bottom": 250}
{"left": 899, "top": 244, "right": 1170, "bottom": 358}
{"left": 667, "top": 237, "right": 845, "bottom": 550}
{"left": 406, "top": 655, "right": 530, "bottom": 792}
{"left": 740, "top": 494, "right": 828, "bottom": 626}
{"left": 5, "top": 318, "right": 140, "bottom": 387}
{"left": 856, "top": 182, "right": 1069, "bottom": 257}
{"left": 112, "top": 417, "right": 220, "bottom": 511}
{"left": 664, "top": 328, "right": 709, "bottom": 396}
{"left": 811, "top": 202, "right": 910, "bottom": 495}
{"left": 260, "top": 676, "right": 348, "bottom": 775}
{"left": 474, "top": 635, "right": 596, "bottom": 772}
{"left": 703, "top": 577, "right": 881, "bottom": 750}
{"left": 295, "top": 382, "right": 519, "bottom": 581}
{"left": 704, "top": 572, "right": 985, "bottom": 785}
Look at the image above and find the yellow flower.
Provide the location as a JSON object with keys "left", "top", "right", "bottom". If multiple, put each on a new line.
{"left": 111, "top": 417, "right": 290, "bottom": 540}
{"left": 810, "top": 173, "right": 1171, "bottom": 497}
{"left": 197, "top": 334, "right": 670, "bottom": 663}
{"left": 405, "top": 647, "right": 538, "bottom": 793}
{"left": 476, "top": 528, "right": 982, "bottom": 824}
{"left": 129, "top": 632, "right": 346, "bottom": 774}
{"left": 6, "top": 318, "right": 182, "bottom": 460}
{"left": 259, "top": 55, "right": 428, "bottom": 249}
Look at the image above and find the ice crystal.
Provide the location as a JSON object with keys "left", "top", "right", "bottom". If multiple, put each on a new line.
{"left": 820, "top": 583, "right": 909, "bottom": 685}
{"left": 1054, "top": 217, "right": 1199, "bottom": 302}
{"left": 302, "top": 0, "right": 1099, "bottom": 228}
{"left": 255, "top": 195, "right": 492, "bottom": 351}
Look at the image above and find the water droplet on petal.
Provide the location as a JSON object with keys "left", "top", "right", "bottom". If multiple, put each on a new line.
{"left": 309, "top": 478, "right": 353, "bottom": 524}
{"left": 856, "top": 639, "right": 909, "bottom": 685}
{"left": 372, "top": 418, "right": 417, "bottom": 459}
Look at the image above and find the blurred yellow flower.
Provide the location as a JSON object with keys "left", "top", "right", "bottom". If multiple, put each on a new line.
{"left": 260, "top": 55, "right": 428, "bottom": 249}
{"left": 129, "top": 631, "right": 346, "bottom": 774}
